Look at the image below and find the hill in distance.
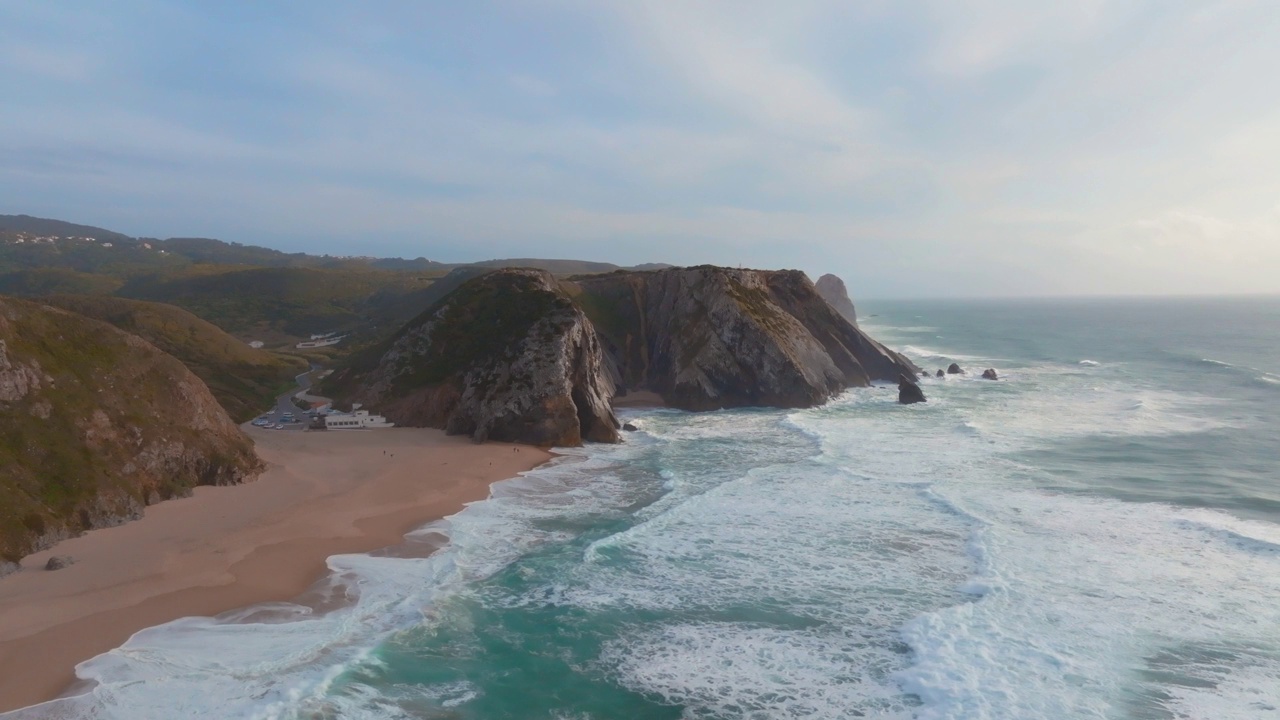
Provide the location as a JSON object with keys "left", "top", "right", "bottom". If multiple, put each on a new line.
{"left": 1, "top": 214, "right": 673, "bottom": 347}
{"left": 0, "top": 214, "right": 669, "bottom": 278}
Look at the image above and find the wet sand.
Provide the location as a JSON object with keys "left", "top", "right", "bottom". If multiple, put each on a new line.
{"left": 0, "top": 427, "right": 549, "bottom": 713}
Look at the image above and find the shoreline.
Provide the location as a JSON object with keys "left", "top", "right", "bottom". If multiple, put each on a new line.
{"left": 0, "top": 427, "right": 551, "bottom": 714}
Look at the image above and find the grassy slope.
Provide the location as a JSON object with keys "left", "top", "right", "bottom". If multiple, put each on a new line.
{"left": 40, "top": 295, "right": 307, "bottom": 422}
{"left": 0, "top": 297, "right": 260, "bottom": 563}
{"left": 115, "top": 266, "right": 437, "bottom": 337}
{"left": 0, "top": 268, "right": 124, "bottom": 296}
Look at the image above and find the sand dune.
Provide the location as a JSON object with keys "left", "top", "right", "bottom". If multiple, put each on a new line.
{"left": 0, "top": 426, "right": 549, "bottom": 713}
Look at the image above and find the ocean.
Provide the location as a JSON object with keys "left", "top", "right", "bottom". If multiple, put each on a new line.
{"left": 10, "top": 296, "right": 1280, "bottom": 720}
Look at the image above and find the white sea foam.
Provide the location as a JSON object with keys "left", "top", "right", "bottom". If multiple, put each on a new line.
{"left": 3, "top": 445, "right": 660, "bottom": 720}
{"left": 787, "top": 380, "right": 1280, "bottom": 719}
{"left": 9, "top": 316, "right": 1275, "bottom": 719}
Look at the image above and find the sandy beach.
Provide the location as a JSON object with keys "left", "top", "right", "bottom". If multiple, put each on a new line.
{"left": 0, "top": 427, "right": 550, "bottom": 714}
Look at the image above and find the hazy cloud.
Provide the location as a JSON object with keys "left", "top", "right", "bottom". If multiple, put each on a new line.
{"left": 1, "top": 0, "right": 1278, "bottom": 296}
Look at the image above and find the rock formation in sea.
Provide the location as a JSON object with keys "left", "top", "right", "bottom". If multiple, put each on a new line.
{"left": 323, "top": 269, "right": 620, "bottom": 447}
{"left": 572, "top": 266, "right": 918, "bottom": 411}
{"left": 936, "top": 369, "right": 945, "bottom": 377}
{"left": 0, "top": 296, "right": 262, "bottom": 571}
{"left": 982, "top": 368, "right": 999, "bottom": 380}
{"left": 324, "top": 265, "right": 920, "bottom": 446}
{"left": 898, "top": 375, "right": 927, "bottom": 404}
{"left": 813, "top": 273, "right": 858, "bottom": 325}
{"left": 947, "top": 363, "right": 965, "bottom": 375}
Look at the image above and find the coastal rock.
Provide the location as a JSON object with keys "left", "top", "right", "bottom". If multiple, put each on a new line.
{"left": 324, "top": 269, "right": 620, "bottom": 447}
{"left": 0, "top": 297, "right": 261, "bottom": 566}
{"left": 936, "top": 369, "right": 945, "bottom": 378}
{"left": 324, "top": 265, "right": 920, "bottom": 440}
{"left": 898, "top": 375, "right": 927, "bottom": 404}
{"left": 572, "top": 266, "right": 918, "bottom": 411}
{"left": 623, "top": 422, "right": 639, "bottom": 432}
{"left": 44, "top": 555, "right": 73, "bottom": 571}
{"left": 813, "top": 273, "right": 858, "bottom": 325}
{"left": 982, "top": 368, "right": 999, "bottom": 380}
{"left": 947, "top": 363, "right": 964, "bottom": 375}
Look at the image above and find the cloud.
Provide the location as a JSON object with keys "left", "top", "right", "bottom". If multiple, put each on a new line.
{"left": 0, "top": 0, "right": 1278, "bottom": 296}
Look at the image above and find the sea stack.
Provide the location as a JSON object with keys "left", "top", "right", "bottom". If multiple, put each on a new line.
{"left": 982, "top": 368, "right": 999, "bottom": 380}
{"left": 947, "top": 363, "right": 965, "bottom": 375}
{"left": 898, "top": 375, "right": 926, "bottom": 404}
{"left": 814, "top": 273, "right": 858, "bottom": 325}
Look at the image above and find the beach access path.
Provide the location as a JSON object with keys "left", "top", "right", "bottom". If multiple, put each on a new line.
{"left": 0, "top": 426, "right": 550, "bottom": 713}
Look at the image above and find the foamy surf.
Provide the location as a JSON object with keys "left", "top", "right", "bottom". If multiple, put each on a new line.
{"left": 7, "top": 296, "right": 1278, "bottom": 719}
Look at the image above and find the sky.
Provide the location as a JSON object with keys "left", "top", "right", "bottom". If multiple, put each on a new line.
{"left": 2, "top": 1, "right": 1279, "bottom": 298}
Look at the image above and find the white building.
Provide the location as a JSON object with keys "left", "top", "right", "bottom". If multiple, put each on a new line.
{"left": 296, "top": 335, "right": 345, "bottom": 349}
{"left": 247, "top": 340, "right": 264, "bottom": 349}
{"left": 324, "top": 410, "right": 394, "bottom": 430}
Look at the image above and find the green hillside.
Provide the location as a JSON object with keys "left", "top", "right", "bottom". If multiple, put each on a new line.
{"left": 41, "top": 295, "right": 307, "bottom": 422}
{"left": 0, "top": 296, "right": 261, "bottom": 565}
{"left": 0, "top": 268, "right": 123, "bottom": 296}
{"left": 115, "top": 266, "right": 438, "bottom": 338}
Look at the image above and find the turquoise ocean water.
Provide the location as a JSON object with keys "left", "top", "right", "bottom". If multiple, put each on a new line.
{"left": 9, "top": 296, "right": 1280, "bottom": 720}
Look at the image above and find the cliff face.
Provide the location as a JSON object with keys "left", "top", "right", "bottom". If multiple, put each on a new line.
{"left": 324, "top": 269, "right": 620, "bottom": 447}
{"left": 570, "top": 266, "right": 917, "bottom": 410}
{"left": 814, "top": 273, "right": 858, "bottom": 325}
{"left": 325, "top": 265, "right": 917, "bottom": 445}
{"left": 0, "top": 297, "right": 261, "bottom": 570}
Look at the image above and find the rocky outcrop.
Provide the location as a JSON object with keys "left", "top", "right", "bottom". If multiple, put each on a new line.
{"left": 899, "top": 375, "right": 926, "bottom": 404}
{"left": 0, "top": 297, "right": 262, "bottom": 567}
{"left": 324, "top": 269, "right": 620, "bottom": 447}
{"left": 982, "top": 368, "right": 999, "bottom": 380}
{"left": 326, "top": 265, "right": 920, "bottom": 444}
{"left": 947, "top": 363, "right": 964, "bottom": 375}
{"left": 936, "top": 369, "right": 945, "bottom": 378}
{"left": 814, "top": 273, "right": 858, "bottom": 325}
{"left": 571, "top": 266, "right": 918, "bottom": 411}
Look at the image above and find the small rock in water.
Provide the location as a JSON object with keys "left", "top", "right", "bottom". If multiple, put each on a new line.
{"left": 982, "top": 368, "right": 999, "bottom": 380}
{"left": 45, "top": 556, "right": 74, "bottom": 571}
{"left": 947, "top": 363, "right": 964, "bottom": 375}
{"left": 898, "top": 375, "right": 926, "bottom": 404}
{"left": 622, "top": 422, "right": 639, "bottom": 432}
{"left": 935, "top": 369, "right": 945, "bottom": 378}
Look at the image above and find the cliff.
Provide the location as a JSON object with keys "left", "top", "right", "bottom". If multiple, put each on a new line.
{"left": 322, "top": 269, "right": 620, "bottom": 446}
{"left": 0, "top": 297, "right": 262, "bottom": 571}
{"left": 570, "top": 266, "right": 915, "bottom": 410}
{"left": 814, "top": 273, "right": 858, "bottom": 325}
{"left": 40, "top": 295, "right": 307, "bottom": 422}
{"left": 325, "top": 265, "right": 917, "bottom": 445}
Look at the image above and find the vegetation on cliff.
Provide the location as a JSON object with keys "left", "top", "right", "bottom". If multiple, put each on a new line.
{"left": 40, "top": 295, "right": 307, "bottom": 422}
{"left": 0, "top": 297, "right": 261, "bottom": 567}
{"left": 115, "top": 266, "right": 441, "bottom": 337}
{"left": 323, "top": 269, "right": 619, "bottom": 446}
{"left": 570, "top": 266, "right": 918, "bottom": 410}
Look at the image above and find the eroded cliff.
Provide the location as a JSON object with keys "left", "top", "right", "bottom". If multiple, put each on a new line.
{"left": 326, "top": 265, "right": 918, "bottom": 445}
{"left": 570, "top": 266, "right": 916, "bottom": 410}
{"left": 323, "top": 269, "right": 620, "bottom": 446}
{"left": 0, "top": 297, "right": 261, "bottom": 570}
{"left": 814, "top": 273, "right": 858, "bottom": 325}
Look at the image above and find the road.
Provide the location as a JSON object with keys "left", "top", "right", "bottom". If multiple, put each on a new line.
{"left": 256, "top": 367, "right": 330, "bottom": 431}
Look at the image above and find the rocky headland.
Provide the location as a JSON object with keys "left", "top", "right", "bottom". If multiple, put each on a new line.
{"left": 0, "top": 297, "right": 261, "bottom": 573}
{"left": 814, "top": 273, "right": 858, "bottom": 325}
{"left": 322, "top": 269, "right": 620, "bottom": 447}
{"left": 325, "top": 266, "right": 919, "bottom": 445}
